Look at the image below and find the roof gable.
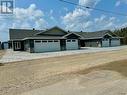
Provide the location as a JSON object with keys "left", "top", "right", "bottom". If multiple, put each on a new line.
{"left": 62, "top": 32, "right": 83, "bottom": 39}
{"left": 103, "top": 33, "right": 112, "bottom": 38}
{"left": 36, "top": 26, "right": 68, "bottom": 36}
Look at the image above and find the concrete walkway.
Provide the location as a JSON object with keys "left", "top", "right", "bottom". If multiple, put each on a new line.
{"left": 0, "top": 46, "right": 127, "bottom": 63}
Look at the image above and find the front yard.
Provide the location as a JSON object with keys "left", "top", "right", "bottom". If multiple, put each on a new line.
{"left": 1, "top": 46, "right": 127, "bottom": 63}
{"left": 1, "top": 47, "right": 127, "bottom": 95}
{"left": 0, "top": 50, "right": 5, "bottom": 58}
{"left": 0, "top": 50, "right": 5, "bottom": 66}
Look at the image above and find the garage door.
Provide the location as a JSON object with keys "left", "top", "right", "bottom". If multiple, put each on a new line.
{"left": 34, "top": 40, "right": 60, "bottom": 53}
{"left": 66, "top": 39, "right": 79, "bottom": 50}
{"left": 111, "top": 39, "right": 120, "bottom": 46}
{"left": 102, "top": 39, "right": 110, "bottom": 47}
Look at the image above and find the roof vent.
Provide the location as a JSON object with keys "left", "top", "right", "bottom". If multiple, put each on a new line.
{"left": 81, "top": 31, "right": 83, "bottom": 32}
{"left": 68, "top": 30, "right": 70, "bottom": 32}
{"left": 33, "top": 28, "right": 35, "bottom": 30}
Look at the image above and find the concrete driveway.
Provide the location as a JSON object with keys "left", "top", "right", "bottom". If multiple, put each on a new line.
{"left": 0, "top": 46, "right": 127, "bottom": 63}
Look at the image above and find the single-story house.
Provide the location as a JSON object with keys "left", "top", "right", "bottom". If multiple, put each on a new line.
{"left": 76, "top": 30, "right": 122, "bottom": 47}
{"left": 9, "top": 26, "right": 122, "bottom": 53}
{"left": 9, "top": 26, "right": 82, "bottom": 53}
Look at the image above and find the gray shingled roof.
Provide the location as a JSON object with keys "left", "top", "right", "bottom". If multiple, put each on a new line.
{"left": 9, "top": 29, "right": 43, "bottom": 40}
{"left": 75, "top": 30, "right": 118, "bottom": 39}
{"left": 9, "top": 28, "right": 119, "bottom": 40}
{"left": 36, "top": 26, "right": 68, "bottom": 36}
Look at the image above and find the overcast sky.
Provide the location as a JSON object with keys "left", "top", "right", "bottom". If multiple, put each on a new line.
{"left": 0, "top": 0, "right": 127, "bottom": 41}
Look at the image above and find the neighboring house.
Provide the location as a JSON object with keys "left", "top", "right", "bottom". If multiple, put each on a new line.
{"left": 1, "top": 42, "right": 9, "bottom": 49}
{"left": 76, "top": 30, "right": 122, "bottom": 47}
{"left": 9, "top": 27, "right": 82, "bottom": 53}
{"left": 9, "top": 26, "right": 122, "bottom": 53}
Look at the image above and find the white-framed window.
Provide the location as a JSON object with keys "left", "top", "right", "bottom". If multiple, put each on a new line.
{"left": 67, "top": 39, "right": 77, "bottom": 42}
{"left": 34, "top": 40, "right": 59, "bottom": 43}
{"left": 35, "top": 40, "right": 41, "bottom": 43}
{"left": 72, "top": 40, "right": 76, "bottom": 42}
{"left": 48, "top": 40, "right": 53, "bottom": 42}
{"left": 67, "top": 40, "right": 71, "bottom": 42}
{"left": 103, "top": 39, "right": 108, "bottom": 41}
{"left": 14, "top": 42, "right": 21, "bottom": 49}
{"left": 54, "top": 40, "right": 59, "bottom": 42}
{"left": 42, "top": 40, "right": 47, "bottom": 43}
{"left": 112, "top": 38, "right": 119, "bottom": 41}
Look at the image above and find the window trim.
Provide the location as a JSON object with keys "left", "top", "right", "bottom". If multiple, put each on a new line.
{"left": 14, "top": 42, "right": 21, "bottom": 49}
{"left": 42, "top": 40, "right": 47, "bottom": 43}
{"left": 35, "top": 40, "right": 42, "bottom": 43}
{"left": 72, "top": 40, "right": 76, "bottom": 42}
{"left": 54, "top": 40, "right": 59, "bottom": 42}
{"left": 67, "top": 39, "right": 77, "bottom": 42}
{"left": 48, "top": 40, "right": 53, "bottom": 42}
{"left": 67, "top": 40, "right": 71, "bottom": 42}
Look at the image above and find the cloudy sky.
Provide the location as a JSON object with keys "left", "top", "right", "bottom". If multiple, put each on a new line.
{"left": 0, "top": 0, "right": 127, "bottom": 41}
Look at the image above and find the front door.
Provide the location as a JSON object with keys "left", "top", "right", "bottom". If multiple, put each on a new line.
{"left": 14, "top": 42, "right": 21, "bottom": 50}
{"left": 60, "top": 40, "right": 66, "bottom": 51}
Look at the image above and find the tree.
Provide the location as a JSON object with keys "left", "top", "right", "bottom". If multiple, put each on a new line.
{"left": 114, "top": 27, "right": 127, "bottom": 45}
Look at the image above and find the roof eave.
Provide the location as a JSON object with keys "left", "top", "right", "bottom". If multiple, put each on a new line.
{"left": 80, "top": 37, "right": 103, "bottom": 40}
{"left": 22, "top": 37, "right": 65, "bottom": 40}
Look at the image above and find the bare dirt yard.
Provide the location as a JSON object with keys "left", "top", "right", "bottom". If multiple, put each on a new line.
{"left": 1, "top": 48, "right": 127, "bottom": 95}
{"left": 0, "top": 50, "right": 5, "bottom": 66}
{"left": 0, "top": 50, "right": 5, "bottom": 58}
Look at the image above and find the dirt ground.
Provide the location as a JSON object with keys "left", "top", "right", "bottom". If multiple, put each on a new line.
{"left": 0, "top": 50, "right": 5, "bottom": 66}
{"left": 0, "top": 50, "right": 5, "bottom": 58}
{"left": 1, "top": 48, "right": 127, "bottom": 95}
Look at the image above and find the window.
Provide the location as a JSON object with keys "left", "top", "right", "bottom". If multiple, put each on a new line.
{"left": 103, "top": 39, "right": 108, "bottom": 41}
{"left": 42, "top": 40, "right": 47, "bottom": 43}
{"left": 67, "top": 40, "right": 71, "bottom": 42}
{"left": 14, "top": 42, "right": 21, "bottom": 49}
{"left": 72, "top": 40, "right": 76, "bottom": 42}
{"left": 48, "top": 40, "right": 53, "bottom": 42}
{"left": 54, "top": 40, "right": 59, "bottom": 42}
{"left": 112, "top": 38, "right": 119, "bottom": 41}
{"left": 35, "top": 40, "right": 41, "bottom": 43}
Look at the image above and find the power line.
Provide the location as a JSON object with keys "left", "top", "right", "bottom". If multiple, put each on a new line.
{"left": 59, "top": 0, "right": 127, "bottom": 17}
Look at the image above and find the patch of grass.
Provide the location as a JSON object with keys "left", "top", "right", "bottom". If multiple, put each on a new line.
{"left": 78, "top": 60, "right": 127, "bottom": 77}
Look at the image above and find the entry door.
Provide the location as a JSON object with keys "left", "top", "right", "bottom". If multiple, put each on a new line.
{"left": 60, "top": 40, "right": 66, "bottom": 51}
{"left": 14, "top": 42, "right": 21, "bottom": 50}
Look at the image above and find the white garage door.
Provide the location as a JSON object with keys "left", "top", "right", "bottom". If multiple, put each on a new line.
{"left": 102, "top": 39, "right": 110, "bottom": 47}
{"left": 111, "top": 39, "right": 120, "bottom": 46}
{"left": 34, "top": 40, "right": 60, "bottom": 53}
{"left": 66, "top": 39, "right": 79, "bottom": 50}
